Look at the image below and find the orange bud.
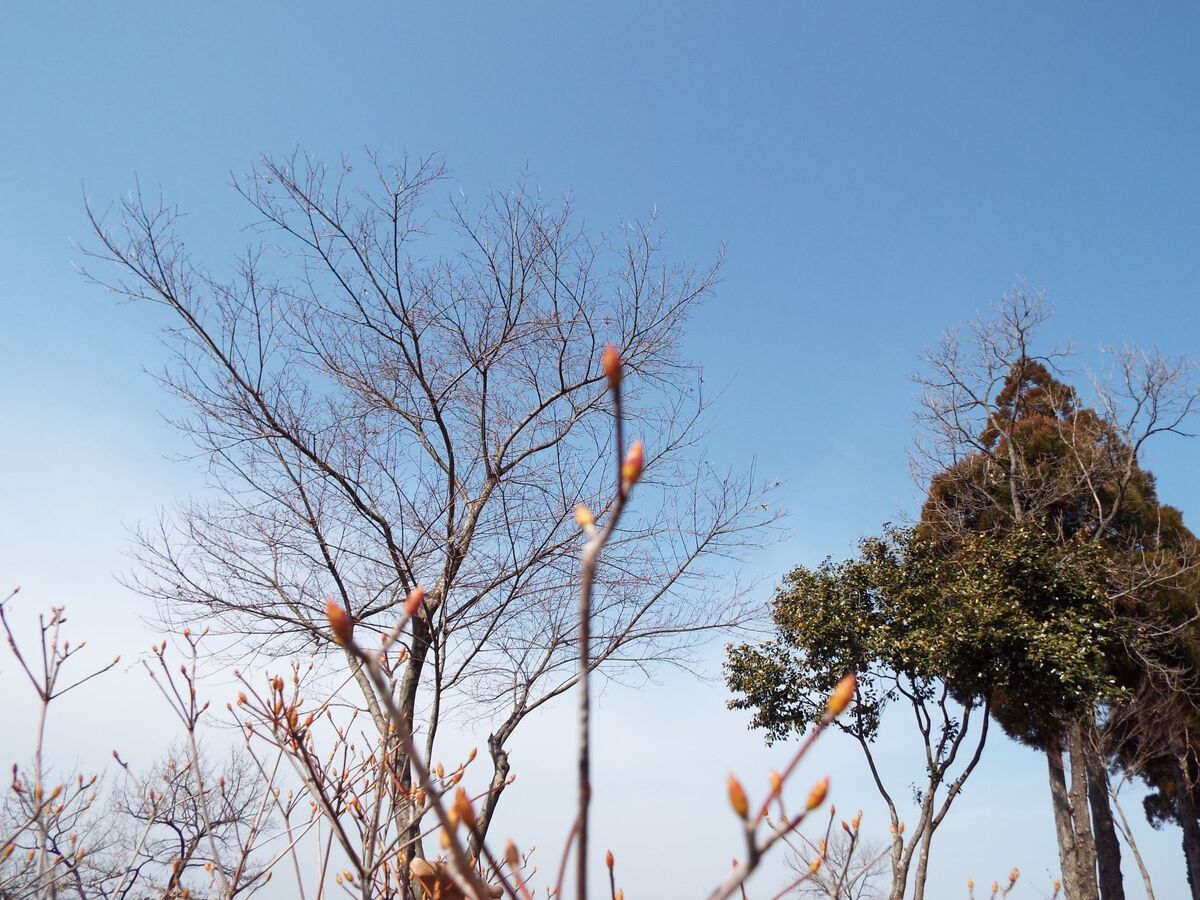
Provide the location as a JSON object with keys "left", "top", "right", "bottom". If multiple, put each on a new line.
{"left": 726, "top": 774, "right": 749, "bottom": 819}
{"left": 505, "top": 841, "right": 520, "bottom": 868}
{"left": 325, "top": 599, "right": 353, "bottom": 646}
{"left": 453, "top": 787, "right": 476, "bottom": 828}
{"left": 806, "top": 777, "right": 829, "bottom": 811}
{"left": 575, "top": 504, "right": 595, "bottom": 529}
{"left": 602, "top": 344, "right": 622, "bottom": 389}
{"left": 967, "top": 880, "right": 975, "bottom": 891}
{"left": 992, "top": 881, "right": 999, "bottom": 895}
{"left": 809, "top": 857, "right": 822, "bottom": 874}
{"left": 605, "top": 849, "right": 614, "bottom": 869}
{"left": 615, "top": 891, "right": 624, "bottom": 900}
{"left": 621, "top": 441, "right": 644, "bottom": 488}
{"left": 1008, "top": 868, "right": 1019, "bottom": 884}
{"left": 768, "top": 769, "right": 782, "bottom": 793}
{"left": 404, "top": 586, "right": 425, "bottom": 617}
{"left": 826, "top": 673, "right": 856, "bottom": 718}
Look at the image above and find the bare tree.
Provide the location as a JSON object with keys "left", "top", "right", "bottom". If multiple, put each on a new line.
{"left": 782, "top": 810, "right": 888, "bottom": 900}
{"left": 108, "top": 747, "right": 270, "bottom": 897}
{"left": 82, "top": 152, "right": 775, "bottom": 860}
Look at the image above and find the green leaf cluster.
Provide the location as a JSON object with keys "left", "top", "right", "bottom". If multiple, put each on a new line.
{"left": 726, "top": 526, "right": 1120, "bottom": 747}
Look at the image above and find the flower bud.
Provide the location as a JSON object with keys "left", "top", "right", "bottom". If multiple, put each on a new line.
{"left": 325, "top": 599, "right": 353, "bottom": 646}
{"left": 726, "top": 774, "right": 749, "bottom": 819}
{"left": 602, "top": 344, "right": 622, "bottom": 390}
{"left": 826, "top": 673, "right": 856, "bottom": 718}
{"left": 809, "top": 857, "right": 822, "bottom": 874}
{"left": 404, "top": 586, "right": 426, "bottom": 617}
{"left": 621, "top": 441, "right": 645, "bottom": 488}
{"left": 806, "top": 777, "right": 829, "bottom": 811}
{"left": 505, "top": 841, "right": 520, "bottom": 868}
{"left": 453, "top": 787, "right": 476, "bottom": 829}
{"left": 575, "top": 505, "right": 595, "bottom": 529}
{"left": 606, "top": 849, "right": 614, "bottom": 869}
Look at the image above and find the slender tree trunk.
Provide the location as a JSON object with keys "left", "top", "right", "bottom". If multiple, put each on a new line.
{"left": 1067, "top": 721, "right": 1101, "bottom": 900}
{"left": 911, "top": 821, "right": 935, "bottom": 900}
{"left": 1109, "top": 783, "right": 1156, "bottom": 900}
{"left": 397, "top": 613, "right": 433, "bottom": 862}
{"left": 1083, "top": 728, "right": 1125, "bottom": 900}
{"left": 889, "top": 855, "right": 911, "bottom": 900}
{"left": 1049, "top": 742, "right": 1085, "bottom": 900}
{"left": 1172, "top": 755, "right": 1200, "bottom": 900}
{"left": 470, "top": 731, "right": 512, "bottom": 854}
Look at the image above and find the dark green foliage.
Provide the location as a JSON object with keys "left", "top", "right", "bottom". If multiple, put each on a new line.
{"left": 726, "top": 526, "right": 1118, "bottom": 748}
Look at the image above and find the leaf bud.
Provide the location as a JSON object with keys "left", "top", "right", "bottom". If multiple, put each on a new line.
{"left": 621, "top": 441, "right": 645, "bottom": 488}
{"left": 325, "top": 599, "right": 354, "bottom": 646}
{"left": 404, "top": 586, "right": 426, "bottom": 617}
{"left": 575, "top": 504, "right": 595, "bottom": 529}
{"left": 806, "top": 777, "right": 829, "bottom": 811}
{"left": 826, "top": 673, "right": 856, "bottom": 718}
{"left": 726, "top": 773, "right": 749, "bottom": 819}
{"left": 602, "top": 344, "right": 622, "bottom": 390}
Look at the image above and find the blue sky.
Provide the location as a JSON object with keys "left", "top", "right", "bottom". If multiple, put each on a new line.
{"left": 2, "top": 3, "right": 1199, "bottom": 897}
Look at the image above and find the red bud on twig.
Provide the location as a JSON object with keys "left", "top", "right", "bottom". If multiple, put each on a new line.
{"left": 806, "top": 777, "right": 829, "bottom": 811}
{"left": 325, "top": 599, "right": 353, "bottom": 646}
{"left": 727, "top": 774, "right": 749, "bottom": 820}
{"left": 602, "top": 344, "right": 622, "bottom": 390}
{"left": 404, "top": 586, "right": 426, "bottom": 617}
{"left": 621, "top": 441, "right": 644, "bottom": 490}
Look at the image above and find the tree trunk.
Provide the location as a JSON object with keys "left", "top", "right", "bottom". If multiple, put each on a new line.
{"left": 1083, "top": 729, "right": 1125, "bottom": 900}
{"left": 1049, "top": 742, "right": 1085, "bottom": 900}
{"left": 888, "top": 856, "right": 910, "bottom": 900}
{"left": 1172, "top": 755, "right": 1200, "bottom": 900}
{"left": 1066, "top": 721, "right": 1101, "bottom": 900}
{"left": 1109, "top": 782, "right": 1156, "bottom": 900}
{"left": 911, "top": 822, "right": 935, "bottom": 900}
{"left": 398, "top": 613, "right": 434, "bottom": 861}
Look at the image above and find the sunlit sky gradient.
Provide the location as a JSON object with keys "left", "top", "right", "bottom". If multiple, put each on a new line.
{"left": 2, "top": 4, "right": 1199, "bottom": 897}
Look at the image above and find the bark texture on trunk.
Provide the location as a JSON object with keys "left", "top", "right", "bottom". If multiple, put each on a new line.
{"left": 1083, "top": 731, "right": 1125, "bottom": 900}
{"left": 1109, "top": 784, "right": 1156, "bottom": 900}
{"left": 1173, "top": 756, "right": 1200, "bottom": 900}
{"left": 1049, "top": 743, "right": 1084, "bottom": 900}
{"left": 1048, "top": 730, "right": 1104, "bottom": 900}
{"left": 1066, "top": 721, "right": 1101, "bottom": 900}
{"left": 886, "top": 825, "right": 907, "bottom": 900}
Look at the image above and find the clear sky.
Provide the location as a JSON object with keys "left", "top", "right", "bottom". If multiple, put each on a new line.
{"left": 2, "top": 3, "right": 1198, "bottom": 898}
